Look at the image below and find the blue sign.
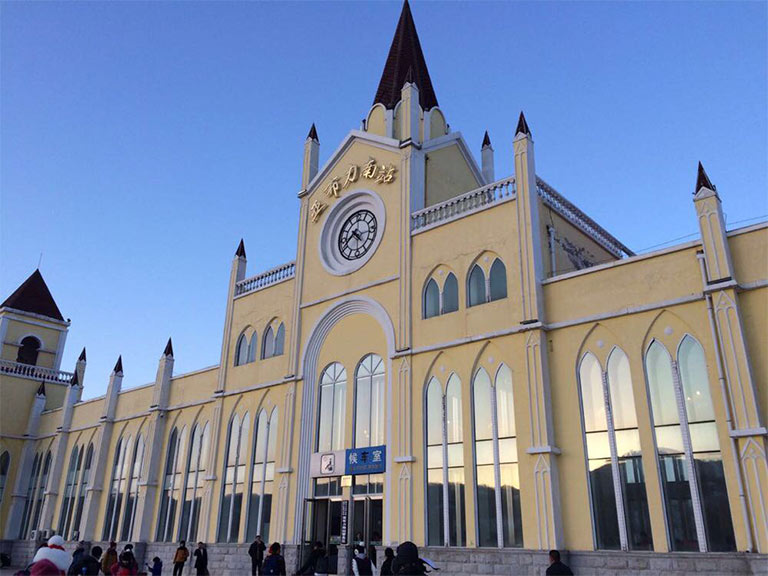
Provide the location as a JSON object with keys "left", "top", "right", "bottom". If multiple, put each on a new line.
{"left": 345, "top": 445, "right": 386, "bottom": 475}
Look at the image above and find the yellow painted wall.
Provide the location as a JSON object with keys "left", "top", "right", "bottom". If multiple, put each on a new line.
{"left": 424, "top": 143, "right": 482, "bottom": 207}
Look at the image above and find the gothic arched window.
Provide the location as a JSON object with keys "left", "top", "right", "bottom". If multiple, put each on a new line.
{"left": 467, "top": 265, "right": 486, "bottom": 307}
{"left": 235, "top": 333, "right": 249, "bottom": 366}
{"left": 423, "top": 279, "right": 440, "bottom": 319}
{"left": 443, "top": 273, "right": 459, "bottom": 314}
{"left": 218, "top": 412, "right": 249, "bottom": 542}
{"left": 122, "top": 435, "right": 145, "bottom": 541}
{"left": 247, "top": 408, "right": 278, "bottom": 542}
{"left": 0, "top": 451, "right": 10, "bottom": 507}
{"left": 317, "top": 363, "right": 347, "bottom": 452}
{"left": 489, "top": 259, "right": 507, "bottom": 301}
{"left": 180, "top": 422, "right": 209, "bottom": 542}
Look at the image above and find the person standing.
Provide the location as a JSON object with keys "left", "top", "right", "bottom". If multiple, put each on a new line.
{"left": 379, "top": 548, "right": 394, "bottom": 576}
{"left": 172, "top": 541, "right": 189, "bottom": 576}
{"left": 146, "top": 557, "right": 163, "bottom": 576}
{"left": 30, "top": 535, "right": 71, "bottom": 576}
{"left": 101, "top": 542, "right": 118, "bottom": 576}
{"left": 546, "top": 550, "right": 574, "bottom": 576}
{"left": 69, "top": 545, "right": 103, "bottom": 576}
{"left": 351, "top": 546, "right": 372, "bottom": 576}
{"left": 248, "top": 535, "right": 266, "bottom": 576}
{"left": 192, "top": 543, "right": 207, "bottom": 576}
{"left": 260, "top": 543, "right": 285, "bottom": 576}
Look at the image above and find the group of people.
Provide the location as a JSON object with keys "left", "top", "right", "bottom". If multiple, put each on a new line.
{"left": 20, "top": 534, "right": 573, "bottom": 576}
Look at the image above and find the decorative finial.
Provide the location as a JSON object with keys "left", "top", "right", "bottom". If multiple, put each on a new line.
{"left": 695, "top": 161, "right": 716, "bottom": 194}
{"left": 70, "top": 371, "right": 79, "bottom": 386}
{"left": 516, "top": 111, "right": 531, "bottom": 137}
{"left": 482, "top": 131, "right": 491, "bottom": 148}
{"left": 235, "top": 239, "right": 246, "bottom": 258}
{"left": 113, "top": 355, "right": 123, "bottom": 375}
{"left": 164, "top": 338, "right": 174, "bottom": 358}
{"left": 78, "top": 347, "right": 87, "bottom": 362}
{"left": 307, "top": 123, "right": 319, "bottom": 142}
{"left": 36, "top": 382, "right": 46, "bottom": 396}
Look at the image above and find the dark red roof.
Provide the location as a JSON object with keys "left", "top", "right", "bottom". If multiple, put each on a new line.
{"left": 1, "top": 270, "right": 64, "bottom": 321}
{"left": 696, "top": 161, "right": 715, "bottom": 194}
{"left": 373, "top": 0, "right": 438, "bottom": 111}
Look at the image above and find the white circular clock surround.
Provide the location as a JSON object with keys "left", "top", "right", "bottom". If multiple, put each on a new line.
{"left": 319, "top": 190, "right": 386, "bottom": 276}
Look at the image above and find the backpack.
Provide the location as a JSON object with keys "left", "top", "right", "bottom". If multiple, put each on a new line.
{"left": 354, "top": 557, "right": 372, "bottom": 576}
{"left": 262, "top": 555, "right": 282, "bottom": 576}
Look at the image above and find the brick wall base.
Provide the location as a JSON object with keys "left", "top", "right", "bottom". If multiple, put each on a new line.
{"left": 2, "top": 540, "right": 766, "bottom": 576}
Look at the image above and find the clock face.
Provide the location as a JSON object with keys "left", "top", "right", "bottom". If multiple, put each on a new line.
{"left": 338, "top": 209, "right": 377, "bottom": 261}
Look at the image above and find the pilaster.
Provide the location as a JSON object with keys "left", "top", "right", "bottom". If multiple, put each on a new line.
{"left": 481, "top": 131, "right": 495, "bottom": 184}
{"left": 4, "top": 386, "right": 46, "bottom": 538}
{"left": 693, "top": 167, "right": 767, "bottom": 552}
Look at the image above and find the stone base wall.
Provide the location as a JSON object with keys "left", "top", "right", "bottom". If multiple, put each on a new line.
{"left": 2, "top": 540, "right": 766, "bottom": 576}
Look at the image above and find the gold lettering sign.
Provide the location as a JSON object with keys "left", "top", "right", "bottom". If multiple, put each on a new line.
{"left": 314, "top": 157, "right": 397, "bottom": 223}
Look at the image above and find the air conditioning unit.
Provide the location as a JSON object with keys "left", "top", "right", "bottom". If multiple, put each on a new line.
{"left": 41, "top": 530, "right": 51, "bottom": 539}
{"left": 30, "top": 530, "right": 38, "bottom": 540}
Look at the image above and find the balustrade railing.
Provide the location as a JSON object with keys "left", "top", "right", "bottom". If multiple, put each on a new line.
{"left": 411, "top": 176, "right": 516, "bottom": 232}
{"left": 0, "top": 359, "right": 74, "bottom": 383}
{"left": 235, "top": 261, "right": 296, "bottom": 297}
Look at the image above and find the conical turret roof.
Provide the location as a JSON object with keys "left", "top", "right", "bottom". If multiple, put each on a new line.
{"left": 373, "top": 0, "right": 438, "bottom": 111}
{"left": 1, "top": 270, "right": 64, "bottom": 321}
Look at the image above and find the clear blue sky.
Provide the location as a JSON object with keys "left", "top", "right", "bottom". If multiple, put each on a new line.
{"left": 2, "top": 1, "right": 766, "bottom": 399}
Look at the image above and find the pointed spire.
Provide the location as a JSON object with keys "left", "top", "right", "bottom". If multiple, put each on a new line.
{"left": 482, "top": 131, "right": 491, "bottom": 148}
{"left": 695, "top": 161, "right": 716, "bottom": 194}
{"left": 164, "top": 337, "right": 174, "bottom": 358}
{"left": 78, "top": 347, "right": 87, "bottom": 362}
{"left": 374, "top": 0, "right": 438, "bottom": 110}
{"left": 307, "top": 123, "right": 319, "bottom": 142}
{"left": 70, "top": 371, "right": 79, "bottom": 386}
{"left": 113, "top": 355, "right": 123, "bottom": 375}
{"left": 516, "top": 112, "right": 531, "bottom": 137}
{"left": 36, "top": 382, "right": 46, "bottom": 396}
{"left": 235, "top": 239, "right": 246, "bottom": 258}
{"left": 1, "top": 269, "right": 64, "bottom": 321}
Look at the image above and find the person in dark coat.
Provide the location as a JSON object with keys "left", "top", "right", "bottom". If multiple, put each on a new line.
{"left": 546, "top": 550, "right": 574, "bottom": 576}
{"left": 261, "top": 543, "right": 285, "bottom": 576}
{"left": 69, "top": 545, "right": 102, "bottom": 576}
{"left": 248, "top": 536, "right": 266, "bottom": 576}
{"left": 391, "top": 541, "right": 428, "bottom": 576}
{"left": 297, "top": 541, "right": 324, "bottom": 575}
{"left": 379, "top": 548, "right": 395, "bottom": 576}
{"left": 146, "top": 557, "right": 163, "bottom": 576}
{"left": 193, "top": 543, "right": 208, "bottom": 576}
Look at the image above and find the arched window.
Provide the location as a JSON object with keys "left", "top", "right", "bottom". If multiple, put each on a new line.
{"left": 31, "top": 450, "right": 52, "bottom": 534}
{"left": 71, "top": 443, "right": 93, "bottom": 538}
{"left": 19, "top": 453, "right": 41, "bottom": 538}
{"left": 443, "top": 273, "right": 459, "bottom": 314}
{"left": 248, "top": 333, "right": 258, "bottom": 363}
{"left": 0, "top": 451, "right": 10, "bottom": 506}
{"left": 489, "top": 259, "right": 507, "bottom": 301}
{"left": 218, "top": 412, "right": 249, "bottom": 542}
{"left": 247, "top": 408, "right": 278, "bottom": 542}
{"left": 235, "top": 333, "right": 249, "bottom": 366}
{"left": 468, "top": 265, "right": 486, "bottom": 307}
{"left": 423, "top": 279, "right": 440, "bottom": 319}
{"left": 425, "top": 374, "right": 466, "bottom": 546}
{"left": 317, "top": 363, "right": 347, "bottom": 452}
{"left": 58, "top": 445, "right": 82, "bottom": 539}
{"left": 17, "top": 336, "right": 41, "bottom": 366}
{"left": 103, "top": 436, "right": 131, "bottom": 541}
{"left": 473, "top": 364, "right": 522, "bottom": 548}
{"left": 122, "top": 435, "right": 145, "bottom": 541}
{"left": 274, "top": 323, "right": 285, "bottom": 356}
{"left": 157, "top": 428, "right": 186, "bottom": 542}
{"left": 645, "top": 338, "right": 735, "bottom": 552}
{"left": 180, "top": 423, "right": 210, "bottom": 542}
{"left": 577, "top": 350, "right": 652, "bottom": 551}
{"left": 354, "top": 354, "right": 385, "bottom": 495}
{"left": 262, "top": 326, "right": 275, "bottom": 359}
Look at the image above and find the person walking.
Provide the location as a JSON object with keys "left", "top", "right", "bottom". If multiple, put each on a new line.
{"left": 69, "top": 546, "right": 103, "bottom": 576}
{"left": 192, "top": 543, "right": 207, "bottom": 576}
{"left": 101, "top": 543, "right": 118, "bottom": 576}
{"left": 351, "top": 546, "right": 373, "bottom": 576}
{"left": 390, "top": 542, "right": 428, "bottom": 576}
{"left": 260, "top": 543, "right": 285, "bottom": 576}
{"left": 297, "top": 541, "right": 323, "bottom": 575}
{"left": 68, "top": 541, "right": 86, "bottom": 574}
{"left": 172, "top": 542, "right": 189, "bottom": 576}
{"left": 146, "top": 557, "right": 163, "bottom": 576}
{"left": 379, "top": 548, "right": 394, "bottom": 576}
{"left": 248, "top": 535, "right": 266, "bottom": 576}
{"left": 546, "top": 550, "right": 573, "bottom": 576}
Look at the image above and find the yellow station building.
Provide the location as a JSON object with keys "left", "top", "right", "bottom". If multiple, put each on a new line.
{"left": 1, "top": 2, "right": 766, "bottom": 574}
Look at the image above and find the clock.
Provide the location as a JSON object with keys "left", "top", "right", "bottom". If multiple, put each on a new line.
{"left": 338, "top": 210, "right": 377, "bottom": 260}
{"left": 319, "top": 191, "right": 385, "bottom": 276}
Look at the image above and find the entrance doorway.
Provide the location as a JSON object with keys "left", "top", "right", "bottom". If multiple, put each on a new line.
{"left": 351, "top": 497, "right": 383, "bottom": 561}
{"left": 300, "top": 498, "right": 343, "bottom": 574}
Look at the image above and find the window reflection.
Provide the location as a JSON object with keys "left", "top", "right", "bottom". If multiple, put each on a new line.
{"left": 318, "top": 363, "right": 346, "bottom": 452}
